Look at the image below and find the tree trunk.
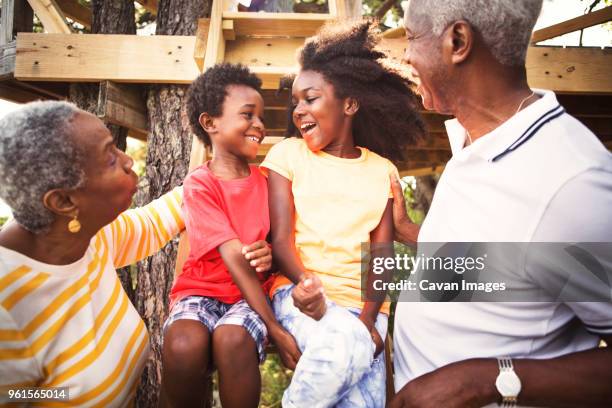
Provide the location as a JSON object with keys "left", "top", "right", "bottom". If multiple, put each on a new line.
{"left": 414, "top": 175, "right": 438, "bottom": 215}
{"left": 69, "top": 0, "right": 136, "bottom": 294}
{"left": 133, "top": 1, "right": 210, "bottom": 406}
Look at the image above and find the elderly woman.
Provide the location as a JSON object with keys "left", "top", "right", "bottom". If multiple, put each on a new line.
{"left": 0, "top": 101, "right": 271, "bottom": 406}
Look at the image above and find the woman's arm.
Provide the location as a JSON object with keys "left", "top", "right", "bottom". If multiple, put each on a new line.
{"left": 107, "top": 186, "right": 185, "bottom": 268}
{"left": 359, "top": 198, "right": 394, "bottom": 355}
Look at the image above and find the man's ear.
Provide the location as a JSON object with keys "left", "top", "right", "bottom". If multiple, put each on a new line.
{"left": 199, "top": 112, "right": 217, "bottom": 134}
{"left": 43, "top": 189, "right": 78, "bottom": 218}
{"left": 344, "top": 97, "right": 360, "bottom": 116}
{"left": 443, "top": 20, "right": 473, "bottom": 65}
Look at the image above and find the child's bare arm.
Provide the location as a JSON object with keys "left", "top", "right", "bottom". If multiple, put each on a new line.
{"left": 360, "top": 198, "right": 394, "bottom": 356}
{"left": 218, "top": 238, "right": 301, "bottom": 369}
{"left": 268, "top": 170, "right": 326, "bottom": 319}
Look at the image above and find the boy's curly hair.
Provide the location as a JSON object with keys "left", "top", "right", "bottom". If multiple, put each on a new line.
{"left": 288, "top": 20, "right": 425, "bottom": 162}
{"left": 186, "top": 63, "right": 262, "bottom": 147}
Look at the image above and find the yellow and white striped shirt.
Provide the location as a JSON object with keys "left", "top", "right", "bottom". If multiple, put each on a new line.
{"left": 0, "top": 187, "right": 183, "bottom": 407}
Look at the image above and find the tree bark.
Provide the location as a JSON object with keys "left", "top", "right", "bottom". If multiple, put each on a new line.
{"left": 69, "top": 0, "right": 136, "bottom": 294}
{"left": 133, "top": 1, "right": 210, "bottom": 406}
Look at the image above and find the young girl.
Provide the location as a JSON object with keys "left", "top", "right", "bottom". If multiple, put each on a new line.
{"left": 261, "top": 21, "right": 424, "bottom": 407}
{"left": 161, "top": 63, "right": 300, "bottom": 408}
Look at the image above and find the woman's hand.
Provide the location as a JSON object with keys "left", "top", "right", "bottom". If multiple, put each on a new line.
{"left": 242, "top": 240, "right": 273, "bottom": 274}
{"left": 269, "top": 324, "right": 302, "bottom": 370}
{"left": 292, "top": 274, "right": 327, "bottom": 320}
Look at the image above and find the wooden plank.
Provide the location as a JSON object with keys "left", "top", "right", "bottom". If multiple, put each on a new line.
{"left": 0, "top": 42, "right": 16, "bottom": 79}
{"left": 203, "top": 0, "right": 225, "bottom": 70}
{"left": 557, "top": 94, "right": 612, "bottom": 117}
{"left": 97, "top": 81, "right": 147, "bottom": 139}
{"left": 26, "top": 0, "right": 71, "bottom": 33}
{"left": 381, "top": 38, "right": 612, "bottom": 94}
{"left": 55, "top": 0, "right": 91, "bottom": 28}
{"left": 0, "top": 77, "right": 68, "bottom": 102}
{"left": 1, "top": 0, "right": 15, "bottom": 46}
{"left": 193, "top": 18, "right": 210, "bottom": 72}
{"left": 531, "top": 6, "right": 612, "bottom": 44}
{"left": 224, "top": 37, "right": 302, "bottom": 67}
{"left": 0, "top": 81, "right": 44, "bottom": 102}
{"left": 13, "top": 0, "right": 34, "bottom": 37}
{"left": 222, "top": 12, "right": 331, "bottom": 37}
{"left": 526, "top": 46, "right": 612, "bottom": 94}
{"left": 15, "top": 33, "right": 200, "bottom": 83}
{"left": 135, "top": 0, "right": 157, "bottom": 15}
{"left": 222, "top": 19, "right": 235, "bottom": 41}
{"left": 400, "top": 165, "right": 445, "bottom": 177}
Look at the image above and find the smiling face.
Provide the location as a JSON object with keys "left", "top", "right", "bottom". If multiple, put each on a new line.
{"left": 206, "top": 84, "right": 265, "bottom": 161}
{"left": 69, "top": 111, "right": 139, "bottom": 230}
{"left": 402, "top": 8, "right": 452, "bottom": 114}
{"left": 291, "top": 70, "right": 353, "bottom": 153}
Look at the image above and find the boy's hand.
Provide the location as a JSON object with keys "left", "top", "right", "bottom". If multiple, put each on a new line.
{"left": 292, "top": 274, "right": 327, "bottom": 320}
{"left": 242, "top": 240, "right": 273, "bottom": 274}
{"left": 269, "top": 325, "right": 301, "bottom": 370}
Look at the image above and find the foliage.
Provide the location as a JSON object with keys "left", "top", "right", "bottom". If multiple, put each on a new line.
{"left": 0, "top": 216, "right": 7, "bottom": 229}
{"left": 260, "top": 354, "right": 293, "bottom": 407}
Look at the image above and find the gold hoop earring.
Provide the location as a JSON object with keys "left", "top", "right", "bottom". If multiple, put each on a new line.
{"left": 68, "top": 214, "right": 81, "bottom": 233}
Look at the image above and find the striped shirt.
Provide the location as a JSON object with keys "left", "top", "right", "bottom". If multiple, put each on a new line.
{"left": 0, "top": 187, "right": 183, "bottom": 407}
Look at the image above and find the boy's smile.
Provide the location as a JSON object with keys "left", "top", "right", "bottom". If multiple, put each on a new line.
{"left": 208, "top": 84, "right": 266, "bottom": 161}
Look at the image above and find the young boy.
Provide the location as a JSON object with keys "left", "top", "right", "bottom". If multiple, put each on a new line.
{"left": 161, "top": 63, "right": 300, "bottom": 408}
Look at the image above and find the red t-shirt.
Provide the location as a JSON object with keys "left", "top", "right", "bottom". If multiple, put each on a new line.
{"left": 170, "top": 163, "right": 271, "bottom": 305}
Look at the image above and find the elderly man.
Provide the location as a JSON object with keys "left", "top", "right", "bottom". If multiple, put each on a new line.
{"left": 390, "top": 1, "right": 612, "bottom": 407}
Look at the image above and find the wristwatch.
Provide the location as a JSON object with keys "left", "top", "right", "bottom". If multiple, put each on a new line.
{"left": 495, "top": 357, "right": 521, "bottom": 407}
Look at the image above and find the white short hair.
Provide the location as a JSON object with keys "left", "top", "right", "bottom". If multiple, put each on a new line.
{"left": 0, "top": 101, "right": 85, "bottom": 234}
{"left": 408, "top": 0, "right": 543, "bottom": 66}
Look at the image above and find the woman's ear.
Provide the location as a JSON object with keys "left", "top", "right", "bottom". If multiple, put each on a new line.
{"left": 344, "top": 97, "right": 360, "bottom": 116}
{"left": 199, "top": 112, "right": 217, "bottom": 134}
{"left": 43, "top": 189, "right": 78, "bottom": 218}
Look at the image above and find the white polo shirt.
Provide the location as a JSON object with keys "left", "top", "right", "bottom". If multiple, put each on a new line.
{"left": 393, "top": 90, "right": 612, "bottom": 393}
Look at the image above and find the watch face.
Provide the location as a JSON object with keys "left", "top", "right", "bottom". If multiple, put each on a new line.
{"left": 496, "top": 371, "right": 522, "bottom": 397}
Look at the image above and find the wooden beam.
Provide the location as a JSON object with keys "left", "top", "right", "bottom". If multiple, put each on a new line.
{"left": 135, "top": 0, "right": 157, "bottom": 15}
{"left": 97, "top": 81, "right": 147, "bottom": 140}
{"left": 15, "top": 33, "right": 200, "bottom": 83}
{"left": 531, "top": 6, "right": 612, "bottom": 44}
{"left": 0, "top": 42, "right": 16, "bottom": 79}
{"left": 26, "top": 0, "right": 71, "bottom": 33}
{"left": 222, "top": 12, "right": 331, "bottom": 37}
{"left": 193, "top": 18, "right": 210, "bottom": 72}
{"left": 224, "top": 37, "right": 302, "bottom": 67}
{"left": 203, "top": 0, "right": 225, "bottom": 70}
{"left": 55, "top": 0, "right": 91, "bottom": 29}
{"left": 1, "top": 0, "right": 15, "bottom": 46}
{"left": 526, "top": 46, "right": 612, "bottom": 94}
{"left": 399, "top": 165, "right": 445, "bottom": 177}
{"left": 556, "top": 94, "right": 612, "bottom": 117}
{"left": 222, "top": 19, "right": 236, "bottom": 41}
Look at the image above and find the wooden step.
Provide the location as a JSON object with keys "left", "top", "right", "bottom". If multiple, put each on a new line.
{"left": 222, "top": 12, "right": 332, "bottom": 38}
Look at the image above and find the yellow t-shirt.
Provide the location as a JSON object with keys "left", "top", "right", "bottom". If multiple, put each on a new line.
{"left": 261, "top": 138, "right": 397, "bottom": 314}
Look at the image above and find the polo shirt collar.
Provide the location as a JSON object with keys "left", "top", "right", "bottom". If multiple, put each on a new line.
{"left": 444, "top": 89, "right": 564, "bottom": 162}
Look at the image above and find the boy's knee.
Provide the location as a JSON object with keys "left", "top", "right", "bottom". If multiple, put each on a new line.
{"left": 212, "top": 325, "right": 257, "bottom": 363}
{"left": 163, "top": 320, "right": 210, "bottom": 369}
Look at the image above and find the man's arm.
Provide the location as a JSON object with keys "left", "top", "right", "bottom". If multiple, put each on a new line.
{"left": 390, "top": 175, "right": 420, "bottom": 246}
{"left": 391, "top": 338, "right": 612, "bottom": 408}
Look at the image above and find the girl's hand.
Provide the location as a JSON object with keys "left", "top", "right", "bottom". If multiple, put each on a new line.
{"left": 292, "top": 274, "right": 327, "bottom": 320}
{"left": 242, "top": 240, "right": 273, "bottom": 274}
{"left": 359, "top": 316, "right": 384, "bottom": 357}
{"left": 269, "top": 325, "right": 301, "bottom": 370}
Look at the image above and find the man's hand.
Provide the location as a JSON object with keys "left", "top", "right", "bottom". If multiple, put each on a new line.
{"left": 292, "top": 274, "right": 327, "bottom": 320}
{"left": 390, "top": 175, "right": 420, "bottom": 245}
{"left": 242, "top": 240, "right": 273, "bottom": 274}
{"left": 389, "top": 359, "right": 498, "bottom": 408}
{"left": 269, "top": 325, "right": 302, "bottom": 370}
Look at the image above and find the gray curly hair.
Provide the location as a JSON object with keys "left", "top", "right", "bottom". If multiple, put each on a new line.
{"left": 0, "top": 101, "right": 86, "bottom": 234}
{"left": 407, "top": 0, "right": 543, "bottom": 66}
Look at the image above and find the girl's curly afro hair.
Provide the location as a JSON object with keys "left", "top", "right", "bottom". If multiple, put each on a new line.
{"left": 186, "top": 63, "right": 262, "bottom": 147}
{"left": 288, "top": 20, "right": 425, "bottom": 162}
